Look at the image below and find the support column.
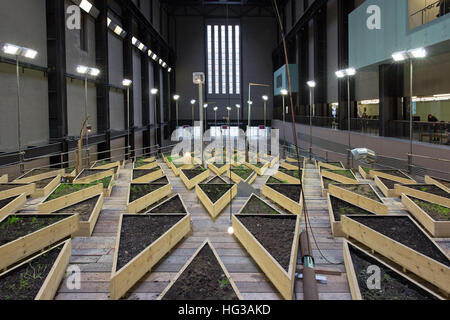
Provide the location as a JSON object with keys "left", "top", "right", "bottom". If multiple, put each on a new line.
{"left": 95, "top": 0, "right": 111, "bottom": 160}
{"left": 379, "top": 64, "right": 404, "bottom": 137}
{"left": 123, "top": 7, "right": 135, "bottom": 159}
{"left": 46, "top": 0, "right": 68, "bottom": 168}
{"left": 141, "top": 35, "right": 151, "bottom": 155}
{"left": 297, "top": 28, "right": 309, "bottom": 117}
{"left": 313, "top": 5, "right": 327, "bottom": 117}
{"left": 153, "top": 60, "right": 161, "bottom": 147}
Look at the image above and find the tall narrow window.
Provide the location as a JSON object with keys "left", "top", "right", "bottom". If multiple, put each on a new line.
{"left": 80, "top": 12, "right": 88, "bottom": 52}
{"left": 206, "top": 24, "right": 241, "bottom": 95}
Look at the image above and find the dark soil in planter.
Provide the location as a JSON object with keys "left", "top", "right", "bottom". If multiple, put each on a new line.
{"left": 133, "top": 168, "right": 160, "bottom": 180}
{"left": 34, "top": 177, "right": 57, "bottom": 189}
{"left": 348, "top": 216, "right": 450, "bottom": 267}
{"left": 0, "top": 243, "right": 63, "bottom": 300}
{"left": 55, "top": 195, "right": 100, "bottom": 221}
{"left": 135, "top": 158, "right": 154, "bottom": 168}
{"left": 374, "top": 170, "right": 410, "bottom": 179}
{"left": 266, "top": 184, "right": 302, "bottom": 203}
{"left": 116, "top": 215, "right": 184, "bottom": 271}
{"left": 129, "top": 184, "right": 166, "bottom": 203}
{"left": 323, "top": 162, "right": 344, "bottom": 168}
{"left": 199, "top": 184, "right": 233, "bottom": 203}
{"left": 45, "top": 183, "right": 99, "bottom": 202}
{"left": 207, "top": 177, "right": 227, "bottom": 184}
{"left": 0, "top": 196, "right": 20, "bottom": 209}
{"left": 20, "top": 168, "right": 57, "bottom": 178}
{"left": 348, "top": 244, "right": 438, "bottom": 300}
{"left": 232, "top": 166, "right": 254, "bottom": 180}
{"left": 433, "top": 177, "right": 450, "bottom": 189}
{"left": 330, "top": 196, "right": 374, "bottom": 221}
{"left": 212, "top": 162, "right": 227, "bottom": 168}
{"left": 151, "top": 177, "right": 169, "bottom": 184}
{"left": 322, "top": 169, "right": 357, "bottom": 180}
{"left": 0, "top": 215, "right": 68, "bottom": 246}
{"left": 361, "top": 166, "right": 371, "bottom": 174}
{"left": 92, "top": 176, "right": 112, "bottom": 189}
{"left": 237, "top": 215, "right": 297, "bottom": 272}
{"left": 161, "top": 243, "right": 239, "bottom": 300}
{"left": 93, "top": 160, "right": 117, "bottom": 168}
{"left": 241, "top": 195, "right": 280, "bottom": 215}
{"left": 77, "top": 169, "right": 111, "bottom": 179}
{"left": 322, "top": 177, "right": 340, "bottom": 189}
{"left": 285, "top": 160, "right": 303, "bottom": 168}
{"left": 400, "top": 184, "right": 449, "bottom": 198}
{"left": 0, "top": 184, "right": 29, "bottom": 192}
{"left": 279, "top": 168, "right": 302, "bottom": 179}
{"left": 334, "top": 184, "right": 382, "bottom": 202}
{"left": 182, "top": 168, "right": 207, "bottom": 180}
{"left": 410, "top": 197, "right": 450, "bottom": 221}
{"left": 148, "top": 195, "right": 187, "bottom": 214}
{"left": 378, "top": 177, "right": 398, "bottom": 189}
{"left": 267, "top": 176, "right": 288, "bottom": 184}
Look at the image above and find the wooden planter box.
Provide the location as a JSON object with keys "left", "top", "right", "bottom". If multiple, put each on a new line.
{"left": 169, "top": 161, "right": 194, "bottom": 177}
{"left": 245, "top": 160, "right": 270, "bottom": 176}
{"left": 281, "top": 159, "right": 304, "bottom": 171}
{"left": 0, "top": 240, "right": 72, "bottom": 300}
{"left": 0, "top": 193, "right": 27, "bottom": 221}
{"left": 38, "top": 183, "right": 104, "bottom": 213}
{"left": 0, "top": 183, "right": 36, "bottom": 199}
{"left": 328, "top": 184, "right": 388, "bottom": 215}
{"left": 262, "top": 154, "right": 280, "bottom": 168}
{"left": 208, "top": 162, "right": 230, "bottom": 176}
{"left": 56, "top": 193, "right": 105, "bottom": 237}
{"left": 195, "top": 184, "right": 237, "bottom": 219}
{"left": 369, "top": 169, "right": 415, "bottom": 184}
{"left": 343, "top": 240, "right": 443, "bottom": 300}
{"left": 425, "top": 175, "right": 450, "bottom": 193}
{"left": 317, "top": 161, "right": 345, "bottom": 171}
{"left": 180, "top": 168, "right": 211, "bottom": 190}
{"left": 238, "top": 193, "right": 283, "bottom": 215}
{"left": 341, "top": 215, "right": 450, "bottom": 295}
{"left": 232, "top": 214, "right": 300, "bottom": 300}
{"left": 0, "top": 174, "right": 7, "bottom": 183}
{"left": 28, "top": 175, "right": 61, "bottom": 198}
{"left": 320, "top": 176, "right": 349, "bottom": 197}
{"left": 327, "top": 193, "right": 375, "bottom": 237}
{"left": 136, "top": 156, "right": 156, "bottom": 163}
{"left": 402, "top": 194, "right": 450, "bottom": 238}
{"left": 134, "top": 160, "right": 158, "bottom": 170}
{"left": 73, "top": 168, "right": 115, "bottom": 184}
{"left": 374, "top": 176, "right": 398, "bottom": 198}
{"left": 126, "top": 182, "right": 173, "bottom": 213}
{"left": 110, "top": 213, "right": 192, "bottom": 300}
{"left": 261, "top": 184, "right": 303, "bottom": 215}
{"left": 394, "top": 184, "right": 450, "bottom": 207}
{"left": 320, "top": 168, "right": 359, "bottom": 184}
{"left": 131, "top": 167, "right": 164, "bottom": 184}
{"left": 358, "top": 166, "right": 372, "bottom": 180}
{"left": 228, "top": 169, "right": 257, "bottom": 185}
{"left": 91, "top": 159, "right": 123, "bottom": 171}
{"left": 157, "top": 239, "right": 242, "bottom": 300}
{"left": 14, "top": 168, "right": 65, "bottom": 184}
{"left": 0, "top": 214, "right": 78, "bottom": 271}
{"left": 273, "top": 169, "right": 304, "bottom": 184}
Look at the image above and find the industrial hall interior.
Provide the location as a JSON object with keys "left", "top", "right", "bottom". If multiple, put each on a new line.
{"left": 0, "top": 0, "right": 449, "bottom": 302}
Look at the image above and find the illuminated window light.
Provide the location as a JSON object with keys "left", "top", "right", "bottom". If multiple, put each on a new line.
{"left": 2, "top": 43, "right": 21, "bottom": 55}
{"left": 392, "top": 51, "right": 407, "bottom": 62}
{"left": 410, "top": 47, "right": 427, "bottom": 59}
{"left": 89, "top": 68, "right": 100, "bottom": 77}
{"left": 122, "top": 79, "right": 132, "bottom": 87}
{"left": 307, "top": 80, "right": 316, "bottom": 88}
{"left": 79, "top": 0, "right": 93, "bottom": 13}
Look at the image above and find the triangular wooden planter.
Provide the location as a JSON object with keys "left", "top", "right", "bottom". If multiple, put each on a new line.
{"left": 228, "top": 168, "right": 257, "bottom": 185}
{"left": 394, "top": 184, "right": 450, "bottom": 207}
{"left": 402, "top": 194, "right": 450, "bottom": 238}
{"left": 320, "top": 168, "right": 359, "bottom": 184}
{"left": 369, "top": 169, "right": 415, "bottom": 184}
{"left": 0, "top": 214, "right": 78, "bottom": 271}
{"left": 73, "top": 168, "right": 115, "bottom": 184}
{"left": 320, "top": 175, "right": 342, "bottom": 197}
{"left": 425, "top": 175, "right": 450, "bottom": 193}
{"left": 131, "top": 166, "right": 164, "bottom": 184}
{"left": 145, "top": 194, "right": 189, "bottom": 214}
{"left": 281, "top": 158, "right": 305, "bottom": 171}
{"left": 358, "top": 166, "right": 372, "bottom": 180}
{"left": 326, "top": 193, "right": 375, "bottom": 237}
{"left": 343, "top": 240, "right": 443, "bottom": 300}
{"left": 238, "top": 194, "right": 282, "bottom": 215}
{"left": 110, "top": 213, "right": 192, "bottom": 300}
{"left": 261, "top": 184, "right": 303, "bottom": 215}
{"left": 180, "top": 168, "right": 211, "bottom": 190}
{"left": 328, "top": 184, "right": 388, "bottom": 214}
{"left": 38, "top": 183, "right": 104, "bottom": 213}
{"left": 341, "top": 215, "right": 450, "bottom": 295}
{"left": 133, "top": 160, "right": 159, "bottom": 170}
{"left": 273, "top": 168, "right": 304, "bottom": 184}
{"left": 29, "top": 175, "right": 61, "bottom": 198}
{"left": 232, "top": 214, "right": 300, "bottom": 300}
{"left": 208, "top": 162, "right": 230, "bottom": 176}
{"left": 91, "top": 159, "right": 123, "bottom": 170}
{"left": 0, "top": 240, "right": 71, "bottom": 300}
{"left": 195, "top": 183, "right": 237, "bottom": 219}
{"left": 0, "top": 183, "right": 36, "bottom": 199}
{"left": 317, "top": 161, "right": 345, "bottom": 171}
{"left": 0, "top": 174, "right": 8, "bottom": 183}
{"left": 126, "top": 180, "right": 173, "bottom": 213}
{"left": 14, "top": 168, "right": 65, "bottom": 184}
{"left": 374, "top": 176, "right": 399, "bottom": 198}
{"left": 73, "top": 173, "right": 115, "bottom": 198}
{"left": 206, "top": 175, "right": 229, "bottom": 184}
{"left": 157, "top": 240, "right": 242, "bottom": 300}
{"left": 136, "top": 156, "right": 156, "bottom": 163}
{"left": 0, "top": 193, "right": 27, "bottom": 221}
{"left": 245, "top": 160, "right": 270, "bottom": 176}
{"left": 55, "top": 193, "right": 104, "bottom": 237}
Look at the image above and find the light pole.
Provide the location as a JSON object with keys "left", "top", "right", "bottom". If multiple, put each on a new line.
{"left": 122, "top": 79, "right": 132, "bottom": 159}
{"left": 236, "top": 104, "right": 241, "bottom": 129}
{"left": 151, "top": 88, "right": 159, "bottom": 147}
{"left": 190, "top": 99, "right": 196, "bottom": 127}
{"left": 173, "top": 94, "right": 180, "bottom": 128}
{"left": 281, "top": 89, "right": 288, "bottom": 157}
{"left": 262, "top": 95, "right": 269, "bottom": 127}
{"left": 335, "top": 68, "right": 356, "bottom": 167}
{"left": 76, "top": 65, "right": 100, "bottom": 166}
{"left": 1, "top": 43, "right": 38, "bottom": 172}
{"left": 203, "top": 104, "right": 208, "bottom": 133}
{"left": 214, "top": 107, "right": 218, "bottom": 136}
{"left": 392, "top": 47, "right": 427, "bottom": 173}
{"left": 307, "top": 81, "right": 316, "bottom": 160}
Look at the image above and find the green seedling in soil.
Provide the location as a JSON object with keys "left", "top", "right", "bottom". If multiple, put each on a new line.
{"left": 413, "top": 198, "right": 450, "bottom": 221}
{"left": 47, "top": 183, "right": 99, "bottom": 201}
{"left": 421, "top": 187, "right": 428, "bottom": 192}
{"left": 362, "top": 167, "right": 371, "bottom": 173}
{"left": 8, "top": 216, "right": 20, "bottom": 225}
{"left": 218, "top": 275, "right": 230, "bottom": 289}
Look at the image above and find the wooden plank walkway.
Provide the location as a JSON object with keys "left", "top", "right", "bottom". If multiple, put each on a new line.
{"left": 19, "top": 159, "right": 450, "bottom": 300}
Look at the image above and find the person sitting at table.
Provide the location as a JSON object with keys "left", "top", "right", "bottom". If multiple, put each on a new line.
{"left": 428, "top": 114, "right": 440, "bottom": 142}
